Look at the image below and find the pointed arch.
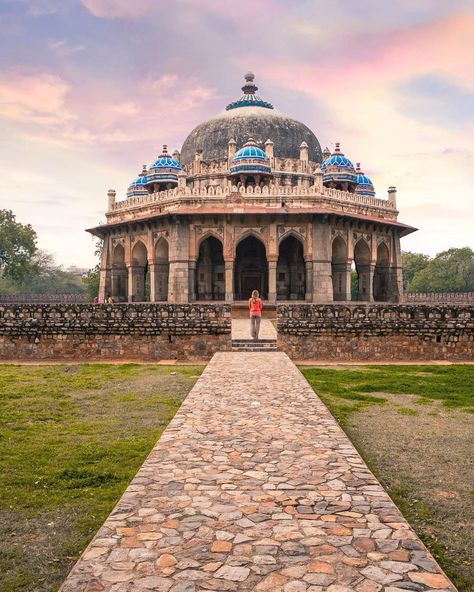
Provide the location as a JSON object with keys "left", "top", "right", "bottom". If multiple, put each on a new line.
{"left": 234, "top": 235, "right": 268, "bottom": 300}
{"left": 153, "top": 237, "right": 169, "bottom": 301}
{"left": 277, "top": 235, "right": 305, "bottom": 300}
{"left": 111, "top": 243, "right": 127, "bottom": 302}
{"left": 195, "top": 236, "right": 225, "bottom": 301}
{"left": 331, "top": 235, "right": 348, "bottom": 301}
{"left": 130, "top": 240, "right": 148, "bottom": 301}
{"left": 353, "top": 239, "right": 371, "bottom": 301}
{"left": 373, "top": 241, "right": 391, "bottom": 302}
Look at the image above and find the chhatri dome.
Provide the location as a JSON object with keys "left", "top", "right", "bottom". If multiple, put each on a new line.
{"left": 180, "top": 72, "right": 322, "bottom": 164}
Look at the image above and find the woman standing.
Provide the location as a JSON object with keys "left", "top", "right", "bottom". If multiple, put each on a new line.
{"left": 248, "top": 289, "right": 263, "bottom": 340}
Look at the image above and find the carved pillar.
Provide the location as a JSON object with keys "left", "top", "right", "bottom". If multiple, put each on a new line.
{"left": 149, "top": 263, "right": 157, "bottom": 302}
{"left": 188, "top": 261, "right": 196, "bottom": 301}
{"left": 99, "top": 235, "right": 111, "bottom": 302}
{"left": 128, "top": 265, "right": 145, "bottom": 302}
{"left": 225, "top": 260, "right": 234, "bottom": 302}
{"left": 305, "top": 260, "right": 313, "bottom": 301}
{"left": 392, "top": 231, "right": 403, "bottom": 302}
{"left": 343, "top": 261, "right": 352, "bottom": 301}
{"left": 312, "top": 220, "right": 333, "bottom": 303}
{"left": 168, "top": 220, "right": 189, "bottom": 303}
{"left": 268, "top": 260, "right": 277, "bottom": 303}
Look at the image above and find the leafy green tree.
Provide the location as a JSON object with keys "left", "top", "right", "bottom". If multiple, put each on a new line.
{"left": 83, "top": 236, "right": 103, "bottom": 302}
{"left": 350, "top": 270, "right": 358, "bottom": 300}
{"left": 3, "top": 249, "right": 85, "bottom": 294}
{"left": 408, "top": 247, "right": 474, "bottom": 293}
{"left": 402, "top": 251, "right": 430, "bottom": 290}
{"left": 0, "top": 209, "right": 37, "bottom": 281}
{"left": 83, "top": 264, "right": 100, "bottom": 302}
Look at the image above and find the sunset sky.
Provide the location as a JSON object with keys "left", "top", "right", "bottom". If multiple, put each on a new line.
{"left": 1, "top": 0, "right": 473, "bottom": 268}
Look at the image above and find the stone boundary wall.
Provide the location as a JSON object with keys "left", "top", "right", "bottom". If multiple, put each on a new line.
{"left": 277, "top": 303, "right": 474, "bottom": 360}
{"left": 404, "top": 292, "right": 474, "bottom": 303}
{"left": 0, "top": 293, "right": 87, "bottom": 303}
{"left": 0, "top": 304, "right": 231, "bottom": 361}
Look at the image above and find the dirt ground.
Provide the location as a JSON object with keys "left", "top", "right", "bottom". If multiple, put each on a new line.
{"left": 345, "top": 394, "right": 473, "bottom": 591}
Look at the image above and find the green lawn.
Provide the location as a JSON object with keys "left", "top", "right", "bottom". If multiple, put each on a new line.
{"left": 301, "top": 364, "right": 474, "bottom": 426}
{"left": 0, "top": 364, "right": 204, "bottom": 592}
{"left": 300, "top": 364, "right": 474, "bottom": 591}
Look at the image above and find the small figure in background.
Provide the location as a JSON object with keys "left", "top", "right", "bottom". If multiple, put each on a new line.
{"left": 249, "top": 289, "right": 263, "bottom": 340}
{"left": 93, "top": 296, "right": 99, "bottom": 304}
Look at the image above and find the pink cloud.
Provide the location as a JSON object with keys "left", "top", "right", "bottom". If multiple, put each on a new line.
{"left": 0, "top": 69, "right": 73, "bottom": 125}
{"left": 81, "top": 0, "right": 275, "bottom": 20}
{"left": 81, "top": 0, "right": 156, "bottom": 19}
{"left": 253, "top": 13, "right": 474, "bottom": 95}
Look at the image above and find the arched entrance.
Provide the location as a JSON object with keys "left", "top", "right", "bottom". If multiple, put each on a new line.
{"left": 153, "top": 238, "right": 169, "bottom": 301}
{"left": 353, "top": 239, "right": 371, "bottom": 301}
{"left": 130, "top": 241, "right": 148, "bottom": 302}
{"left": 331, "top": 236, "right": 348, "bottom": 301}
{"left": 111, "top": 243, "right": 127, "bottom": 302}
{"left": 277, "top": 235, "right": 305, "bottom": 300}
{"left": 234, "top": 235, "right": 268, "bottom": 300}
{"left": 373, "top": 242, "right": 390, "bottom": 301}
{"left": 196, "top": 236, "right": 225, "bottom": 300}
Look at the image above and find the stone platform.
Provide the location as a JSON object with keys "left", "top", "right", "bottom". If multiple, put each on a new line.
{"left": 60, "top": 352, "right": 456, "bottom": 592}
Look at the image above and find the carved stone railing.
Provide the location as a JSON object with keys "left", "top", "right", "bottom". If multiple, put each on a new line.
{"left": 107, "top": 183, "right": 397, "bottom": 223}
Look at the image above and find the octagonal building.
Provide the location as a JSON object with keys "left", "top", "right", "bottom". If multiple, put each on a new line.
{"left": 89, "top": 73, "right": 415, "bottom": 304}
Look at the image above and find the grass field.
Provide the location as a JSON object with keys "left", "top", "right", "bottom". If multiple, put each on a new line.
{"left": 0, "top": 363, "right": 204, "bottom": 592}
{"left": 301, "top": 364, "right": 474, "bottom": 592}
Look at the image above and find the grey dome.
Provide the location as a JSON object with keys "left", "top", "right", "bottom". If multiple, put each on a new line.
{"left": 180, "top": 74, "right": 322, "bottom": 165}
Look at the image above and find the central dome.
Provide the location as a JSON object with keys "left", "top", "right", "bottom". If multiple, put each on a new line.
{"left": 180, "top": 73, "right": 322, "bottom": 165}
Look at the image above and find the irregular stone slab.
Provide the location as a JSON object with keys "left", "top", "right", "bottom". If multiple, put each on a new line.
{"left": 60, "top": 352, "right": 457, "bottom": 591}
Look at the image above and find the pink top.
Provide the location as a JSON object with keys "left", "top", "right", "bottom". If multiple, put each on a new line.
{"left": 249, "top": 297, "right": 263, "bottom": 317}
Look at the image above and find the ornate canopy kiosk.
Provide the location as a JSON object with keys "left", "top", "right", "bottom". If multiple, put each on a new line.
{"left": 88, "top": 73, "right": 416, "bottom": 303}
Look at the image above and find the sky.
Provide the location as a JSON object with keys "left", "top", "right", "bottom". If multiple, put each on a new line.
{"left": 0, "top": 0, "right": 473, "bottom": 269}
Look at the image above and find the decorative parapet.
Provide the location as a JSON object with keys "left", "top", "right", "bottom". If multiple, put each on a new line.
{"left": 105, "top": 184, "right": 398, "bottom": 223}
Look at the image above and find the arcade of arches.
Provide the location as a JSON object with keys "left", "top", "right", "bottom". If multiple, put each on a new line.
{"left": 102, "top": 221, "right": 401, "bottom": 304}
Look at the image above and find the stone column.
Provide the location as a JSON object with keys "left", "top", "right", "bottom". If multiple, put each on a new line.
{"left": 312, "top": 220, "right": 333, "bottom": 303}
{"left": 128, "top": 265, "right": 145, "bottom": 302}
{"left": 391, "top": 232, "right": 404, "bottom": 302}
{"left": 357, "top": 264, "right": 375, "bottom": 302}
{"left": 149, "top": 263, "right": 157, "bottom": 302}
{"left": 188, "top": 261, "right": 196, "bottom": 301}
{"left": 225, "top": 260, "right": 234, "bottom": 302}
{"left": 98, "top": 235, "right": 111, "bottom": 302}
{"left": 168, "top": 220, "right": 189, "bottom": 303}
{"left": 332, "top": 262, "right": 352, "bottom": 301}
{"left": 304, "top": 260, "right": 313, "bottom": 301}
{"left": 268, "top": 260, "right": 277, "bottom": 303}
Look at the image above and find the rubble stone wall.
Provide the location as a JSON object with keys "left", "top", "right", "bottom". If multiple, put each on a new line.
{"left": 0, "top": 304, "right": 231, "bottom": 361}
{"left": 404, "top": 292, "right": 474, "bottom": 303}
{"left": 277, "top": 304, "right": 474, "bottom": 360}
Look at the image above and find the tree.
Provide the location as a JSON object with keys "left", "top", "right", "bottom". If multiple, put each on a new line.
{"left": 3, "top": 249, "right": 85, "bottom": 294}
{"left": 0, "top": 209, "right": 37, "bottom": 281}
{"left": 402, "top": 251, "right": 430, "bottom": 290}
{"left": 408, "top": 247, "right": 474, "bottom": 293}
{"left": 82, "top": 236, "right": 103, "bottom": 302}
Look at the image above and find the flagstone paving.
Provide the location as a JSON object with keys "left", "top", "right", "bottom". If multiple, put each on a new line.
{"left": 231, "top": 318, "right": 277, "bottom": 340}
{"left": 60, "top": 352, "right": 456, "bottom": 592}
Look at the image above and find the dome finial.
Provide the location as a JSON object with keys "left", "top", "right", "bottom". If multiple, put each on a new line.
{"left": 162, "top": 144, "right": 168, "bottom": 154}
{"left": 242, "top": 72, "right": 258, "bottom": 95}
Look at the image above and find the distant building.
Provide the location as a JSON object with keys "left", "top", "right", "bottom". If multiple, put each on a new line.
{"left": 88, "top": 73, "right": 415, "bottom": 303}
{"left": 67, "top": 265, "right": 88, "bottom": 276}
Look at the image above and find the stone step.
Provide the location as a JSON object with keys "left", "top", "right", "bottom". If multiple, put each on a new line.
{"left": 232, "top": 348, "right": 279, "bottom": 352}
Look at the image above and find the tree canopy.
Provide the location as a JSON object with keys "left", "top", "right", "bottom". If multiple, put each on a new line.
{"left": 0, "top": 210, "right": 37, "bottom": 281}
{"left": 406, "top": 247, "right": 474, "bottom": 293}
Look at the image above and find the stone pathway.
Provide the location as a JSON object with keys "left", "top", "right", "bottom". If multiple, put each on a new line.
{"left": 231, "top": 319, "right": 277, "bottom": 340}
{"left": 60, "top": 352, "right": 456, "bottom": 592}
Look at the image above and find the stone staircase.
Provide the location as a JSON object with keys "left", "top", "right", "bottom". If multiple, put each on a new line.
{"left": 231, "top": 338, "right": 278, "bottom": 352}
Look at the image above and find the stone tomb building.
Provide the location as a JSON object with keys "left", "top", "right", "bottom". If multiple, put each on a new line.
{"left": 90, "top": 73, "right": 415, "bottom": 304}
